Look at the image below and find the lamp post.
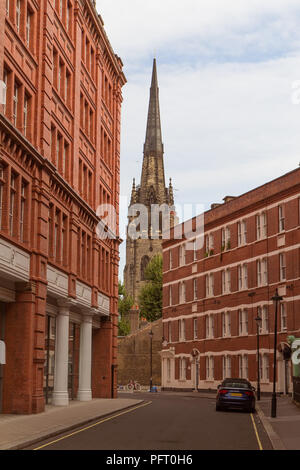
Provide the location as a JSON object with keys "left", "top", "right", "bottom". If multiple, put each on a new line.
{"left": 255, "top": 313, "right": 262, "bottom": 401}
{"left": 149, "top": 329, "right": 154, "bottom": 392}
{"left": 271, "top": 289, "right": 283, "bottom": 418}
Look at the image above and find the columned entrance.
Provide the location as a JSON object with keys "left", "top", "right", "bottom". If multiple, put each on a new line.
{"left": 0, "top": 303, "right": 5, "bottom": 413}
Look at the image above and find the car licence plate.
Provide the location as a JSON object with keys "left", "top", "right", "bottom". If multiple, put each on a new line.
{"left": 230, "top": 393, "right": 242, "bottom": 397}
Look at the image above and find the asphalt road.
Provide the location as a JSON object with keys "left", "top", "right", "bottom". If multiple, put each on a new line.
{"left": 25, "top": 392, "right": 273, "bottom": 451}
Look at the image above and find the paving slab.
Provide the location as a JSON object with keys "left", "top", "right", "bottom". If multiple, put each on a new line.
{"left": 256, "top": 395, "right": 300, "bottom": 450}
{"left": 0, "top": 398, "right": 143, "bottom": 450}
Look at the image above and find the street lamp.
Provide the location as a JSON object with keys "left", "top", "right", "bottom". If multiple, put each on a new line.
{"left": 255, "top": 313, "right": 262, "bottom": 401}
{"left": 149, "top": 329, "right": 154, "bottom": 392}
{"left": 271, "top": 288, "right": 283, "bottom": 418}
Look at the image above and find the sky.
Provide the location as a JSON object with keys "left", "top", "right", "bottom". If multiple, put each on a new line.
{"left": 96, "top": 0, "right": 300, "bottom": 277}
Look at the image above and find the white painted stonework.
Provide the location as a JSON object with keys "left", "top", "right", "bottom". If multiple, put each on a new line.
{"left": 0, "top": 238, "right": 30, "bottom": 281}
{"left": 76, "top": 281, "right": 92, "bottom": 308}
{"left": 98, "top": 292, "right": 110, "bottom": 316}
{"left": 277, "top": 235, "right": 285, "bottom": 247}
{"left": 47, "top": 265, "right": 68, "bottom": 297}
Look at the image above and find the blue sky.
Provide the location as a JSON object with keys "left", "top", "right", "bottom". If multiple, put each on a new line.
{"left": 96, "top": 0, "right": 300, "bottom": 277}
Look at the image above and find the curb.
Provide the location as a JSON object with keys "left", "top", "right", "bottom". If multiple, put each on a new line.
{"left": 4, "top": 400, "right": 145, "bottom": 451}
{"left": 255, "top": 402, "right": 286, "bottom": 451}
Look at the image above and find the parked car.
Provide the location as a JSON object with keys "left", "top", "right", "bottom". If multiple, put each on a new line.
{"left": 216, "top": 378, "right": 256, "bottom": 412}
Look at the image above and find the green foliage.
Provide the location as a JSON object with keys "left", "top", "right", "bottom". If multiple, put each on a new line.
{"left": 118, "top": 282, "right": 133, "bottom": 336}
{"left": 138, "top": 254, "right": 162, "bottom": 322}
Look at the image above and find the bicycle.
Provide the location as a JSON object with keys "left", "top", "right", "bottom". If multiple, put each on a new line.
{"left": 126, "top": 379, "right": 141, "bottom": 391}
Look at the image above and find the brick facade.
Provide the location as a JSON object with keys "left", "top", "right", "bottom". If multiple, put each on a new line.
{"left": 0, "top": 0, "right": 125, "bottom": 413}
{"left": 161, "top": 168, "right": 300, "bottom": 393}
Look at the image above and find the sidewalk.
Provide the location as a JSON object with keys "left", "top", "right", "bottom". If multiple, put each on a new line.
{"left": 0, "top": 397, "right": 143, "bottom": 450}
{"left": 256, "top": 395, "right": 300, "bottom": 450}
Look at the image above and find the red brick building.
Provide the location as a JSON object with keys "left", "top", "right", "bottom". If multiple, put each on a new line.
{"left": 0, "top": 0, "right": 125, "bottom": 413}
{"left": 161, "top": 168, "right": 300, "bottom": 393}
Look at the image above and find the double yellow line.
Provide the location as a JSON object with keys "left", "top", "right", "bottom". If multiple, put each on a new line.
{"left": 33, "top": 401, "right": 152, "bottom": 450}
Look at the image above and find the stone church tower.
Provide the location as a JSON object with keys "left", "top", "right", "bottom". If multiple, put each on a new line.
{"left": 124, "top": 59, "right": 176, "bottom": 309}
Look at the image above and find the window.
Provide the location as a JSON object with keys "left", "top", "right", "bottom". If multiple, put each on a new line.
{"left": 205, "top": 233, "right": 214, "bottom": 255}
{"left": 26, "top": 8, "right": 32, "bottom": 48}
{"left": 179, "top": 357, "right": 186, "bottom": 380}
{"left": 262, "top": 212, "right": 267, "bottom": 238}
{"left": 259, "top": 305, "right": 269, "bottom": 333}
{"left": 16, "top": 0, "right": 21, "bottom": 33}
{"left": 20, "top": 181, "right": 26, "bottom": 242}
{"left": 0, "top": 164, "right": 5, "bottom": 230}
{"left": 6, "top": 0, "right": 9, "bottom": 16}
{"left": 256, "top": 214, "right": 261, "bottom": 240}
{"left": 206, "top": 274, "right": 214, "bottom": 297}
{"left": 222, "top": 312, "right": 231, "bottom": 337}
{"left": 167, "top": 359, "right": 171, "bottom": 381}
{"left": 257, "top": 260, "right": 262, "bottom": 286}
{"left": 222, "top": 269, "right": 231, "bottom": 294}
{"left": 279, "top": 253, "right": 286, "bottom": 281}
{"left": 221, "top": 227, "right": 230, "bottom": 251}
{"left": 227, "top": 356, "right": 231, "bottom": 378}
{"left": 223, "top": 356, "right": 231, "bottom": 378}
{"left": 169, "top": 285, "right": 172, "bottom": 306}
{"left": 179, "top": 282, "right": 186, "bottom": 304}
{"left": 23, "top": 93, "right": 29, "bottom": 137}
{"left": 243, "top": 355, "right": 248, "bottom": 379}
{"left": 179, "top": 245, "right": 185, "bottom": 266}
{"left": 226, "top": 268, "right": 231, "bottom": 293}
{"left": 168, "top": 322, "right": 172, "bottom": 343}
{"left": 9, "top": 173, "right": 16, "bottom": 236}
{"left": 262, "top": 258, "right": 268, "bottom": 285}
{"left": 193, "top": 318, "right": 198, "bottom": 339}
{"left": 222, "top": 270, "right": 226, "bottom": 294}
{"left": 239, "top": 309, "right": 248, "bottom": 335}
{"left": 209, "top": 273, "right": 214, "bottom": 296}
{"left": 243, "top": 264, "right": 248, "bottom": 289}
{"left": 3, "top": 68, "right": 8, "bottom": 116}
{"left": 279, "top": 205, "right": 285, "bottom": 232}
{"left": 206, "top": 315, "right": 214, "bottom": 339}
{"left": 238, "top": 265, "right": 242, "bottom": 290}
{"left": 260, "top": 354, "right": 270, "bottom": 382}
{"left": 13, "top": 82, "right": 19, "bottom": 127}
{"left": 193, "top": 239, "right": 197, "bottom": 261}
{"left": 206, "top": 356, "right": 214, "bottom": 380}
{"left": 238, "top": 221, "right": 247, "bottom": 245}
{"left": 280, "top": 303, "right": 287, "bottom": 331}
{"left": 239, "top": 355, "right": 248, "bottom": 379}
{"left": 179, "top": 319, "right": 186, "bottom": 341}
{"left": 193, "top": 278, "right": 197, "bottom": 300}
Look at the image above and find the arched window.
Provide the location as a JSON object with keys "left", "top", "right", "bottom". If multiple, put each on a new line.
{"left": 140, "top": 255, "right": 150, "bottom": 281}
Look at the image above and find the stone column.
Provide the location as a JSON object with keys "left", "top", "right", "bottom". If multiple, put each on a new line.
{"left": 52, "top": 301, "right": 70, "bottom": 406}
{"left": 77, "top": 311, "right": 93, "bottom": 401}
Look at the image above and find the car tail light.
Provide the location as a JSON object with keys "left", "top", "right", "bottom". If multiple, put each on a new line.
{"left": 244, "top": 391, "right": 254, "bottom": 397}
{"left": 218, "top": 389, "right": 228, "bottom": 395}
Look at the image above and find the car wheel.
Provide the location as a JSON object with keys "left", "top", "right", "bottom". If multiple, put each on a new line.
{"left": 216, "top": 404, "right": 222, "bottom": 411}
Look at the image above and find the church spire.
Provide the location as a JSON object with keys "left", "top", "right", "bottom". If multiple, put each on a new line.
{"left": 143, "top": 58, "right": 164, "bottom": 157}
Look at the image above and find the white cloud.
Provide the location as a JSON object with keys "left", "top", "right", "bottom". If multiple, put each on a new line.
{"left": 96, "top": 0, "right": 300, "bottom": 275}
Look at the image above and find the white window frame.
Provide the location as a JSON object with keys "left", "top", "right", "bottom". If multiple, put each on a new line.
{"left": 279, "top": 253, "right": 286, "bottom": 281}
{"left": 279, "top": 205, "right": 285, "bottom": 232}
{"left": 280, "top": 303, "right": 287, "bottom": 331}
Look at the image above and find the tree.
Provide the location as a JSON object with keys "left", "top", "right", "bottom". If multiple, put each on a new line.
{"left": 138, "top": 254, "right": 162, "bottom": 322}
{"left": 118, "top": 282, "right": 133, "bottom": 336}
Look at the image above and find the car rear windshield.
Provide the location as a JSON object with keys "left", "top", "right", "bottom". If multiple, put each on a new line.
{"left": 222, "top": 382, "right": 250, "bottom": 389}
